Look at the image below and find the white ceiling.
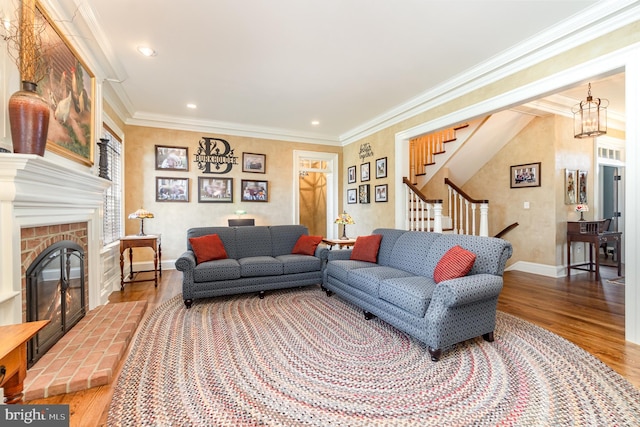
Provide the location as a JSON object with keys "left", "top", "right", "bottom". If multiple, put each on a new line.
{"left": 82, "top": 0, "right": 607, "bottom": 142}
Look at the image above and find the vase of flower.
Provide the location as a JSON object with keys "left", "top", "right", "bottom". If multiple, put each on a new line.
{"left": 8, "top": 81, "right": 50, "bottom": 155}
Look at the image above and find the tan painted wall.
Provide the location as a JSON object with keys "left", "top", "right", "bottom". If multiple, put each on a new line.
{"left": 124, "top": 125, "right": 341, "bottom": 261}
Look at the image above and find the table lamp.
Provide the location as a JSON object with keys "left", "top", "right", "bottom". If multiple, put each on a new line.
{"left": 128, "top": 208, "right": 154, "bottom": 236}
{"left": 334, "top": 211, "right": 355, "bottom": 240}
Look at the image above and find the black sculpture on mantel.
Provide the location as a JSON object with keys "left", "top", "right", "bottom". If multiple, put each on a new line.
{"left": 97, "top": 138, "right": 110, "bottom": 180}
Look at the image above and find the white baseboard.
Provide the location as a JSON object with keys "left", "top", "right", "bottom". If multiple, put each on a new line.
{"left": 505, "top": 261, "right": 567, "bottom": 278}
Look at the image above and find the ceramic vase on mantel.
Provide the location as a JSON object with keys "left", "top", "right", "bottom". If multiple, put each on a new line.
{"left": 8, "top": 81, "right": 50, "bottom": 156}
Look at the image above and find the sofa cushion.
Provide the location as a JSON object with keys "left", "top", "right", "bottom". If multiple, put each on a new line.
{"left": 193, "top": 258, "right": 241, "bottom": 282}
{"left": 236, "top": 227, "right": 273, "bottom": 258}
{"left": 291, "top": 235, "right": 323, "bottom": 256}
{"left": 388, "top": 231, "right": 440, "bottom": 276}
{"left": 239, "top": 256, "right": 283, "bottom": 277}
{"left": 348, "top": 266, "right": 414, "bottom": 296}
{"left": 325, "top": 259, "right": 373, "bottom": 284}
{"left": 379, "top": 276, "right": 437, "bottom": 318}
{"left": 434, "top": 245, "right": 477, "bottom": 283}
{"left": 270, "top": 225, "right": 309, "bottom": 256}
{"left": 189, "top": 234, "right": 228, "bottom": 264}
{"left": 276, "top": 254, "right": 322, "bottom": 274}
{"left": 350, "top": 234, "right": 383, "bottom": 263}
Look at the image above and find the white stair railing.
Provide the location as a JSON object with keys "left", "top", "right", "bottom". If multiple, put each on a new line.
{"left": 445, "top": 178, "right": 489, "bottom": 237}
{"left": 403, "top": 178, "right": 443, "bottom": 233}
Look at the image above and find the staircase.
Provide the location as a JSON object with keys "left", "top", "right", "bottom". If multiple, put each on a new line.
{"left": 402, "top": 177, "right": 489, "bottom": 237}
{"left": 408, "top": 124, "right": 469, "bottom": 184}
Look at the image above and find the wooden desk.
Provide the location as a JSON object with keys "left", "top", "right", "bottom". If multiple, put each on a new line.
{"left": 567, "top": 221, "right": 621, "bottom": 280}
{"left": 322, "top": 238, "right": 357, "bottom": 250}
{"left": 120, "top": 235, "right": 161, "bottom": 290}
{"left": 0, "top": 320, "right": 49, "bottom": 404}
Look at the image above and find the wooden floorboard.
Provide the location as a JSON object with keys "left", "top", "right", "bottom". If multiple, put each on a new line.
{"left": 27, "top": 262, "right": 640, "bottom": 426}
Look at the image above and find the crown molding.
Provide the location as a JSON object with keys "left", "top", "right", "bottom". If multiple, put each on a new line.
{"left": 126, "top": 113, "right": 341, "bottom": 146}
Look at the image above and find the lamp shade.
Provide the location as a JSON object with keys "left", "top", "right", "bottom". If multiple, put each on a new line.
{"left": 128, "top": 208, "right": 154, "bottom": 219}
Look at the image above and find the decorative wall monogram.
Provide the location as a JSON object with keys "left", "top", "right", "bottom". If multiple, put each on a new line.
{"left": 194, "top": 137, "right": 239, "bottom": 174}
{"left": 359, "top": 143, "right": 374, "bottom": 161}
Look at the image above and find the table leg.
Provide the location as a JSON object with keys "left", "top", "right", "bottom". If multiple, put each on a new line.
{"left": 158, "top": 241, "right": 162, "bottom": 277}
{"left": 120, "top": 249, "right": 125, "bottom": 291}
{"left": 567, "top": 238, "right": 571, "bottom": 276}
{"left": 592, "top": 243, "right": 600, "bottom": 280}
{"left": 153, "top": 246, "right": 158, "bottom": 288}
{"left": 616, "top": 238, "right": 622, "bottom": 277}
{"left": 128, "top": 247, "right": 134, "bottom": 279}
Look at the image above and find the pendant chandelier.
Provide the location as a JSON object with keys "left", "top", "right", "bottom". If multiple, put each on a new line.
{"left": 572, "top": 83, "right": 608, "bottom": 139}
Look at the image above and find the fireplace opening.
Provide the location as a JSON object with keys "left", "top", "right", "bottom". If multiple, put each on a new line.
{"left": 26, "top": 240, "right": 86, "bottom": 368}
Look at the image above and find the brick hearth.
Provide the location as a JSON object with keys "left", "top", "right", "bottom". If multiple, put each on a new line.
{"left": 23, "top": 300, "right": 147, "bottom": 400}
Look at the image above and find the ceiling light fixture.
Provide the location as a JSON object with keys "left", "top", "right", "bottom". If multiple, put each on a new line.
{"left": 572, "top": 83, "right": 608, "bottom": 139}
{"left": 311, "top": 120, "right": 320, "bottom": 126}
{"left": 187, "top": 103, "right": 197, "bottom": 109}
{"left": 137, "top": 46, "right": 157, "bottom": 57}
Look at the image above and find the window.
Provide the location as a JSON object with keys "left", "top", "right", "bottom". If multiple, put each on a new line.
{"left": 102, "top": 125, "right": 122, "bottom": 245}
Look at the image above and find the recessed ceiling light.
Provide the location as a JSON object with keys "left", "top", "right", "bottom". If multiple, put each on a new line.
{"left": 137, "top": 46, "right": 157, "bottom": 57}
{"left": 311, "top": 120, "right": 320, "bottom": 126}
{"left": 187, "top": 103, "right": 197, "bottom": 109}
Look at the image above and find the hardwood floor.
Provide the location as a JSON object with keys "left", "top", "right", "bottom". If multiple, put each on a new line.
{"left": 28, "top": 262, "right": 640, "bottom": 426}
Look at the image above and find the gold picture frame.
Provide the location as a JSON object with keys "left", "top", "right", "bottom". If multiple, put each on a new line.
{"left": 36, "top": 1, "right": 95, "bottom": 166}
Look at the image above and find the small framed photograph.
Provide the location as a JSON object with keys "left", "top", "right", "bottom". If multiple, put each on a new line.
{"left": 510, "top": 162, "right": 541, "bottom": 189}
{"left": 241, "top": 180, "right": 268, "bottom": 201}
{"left": 375, "top": 184, "right": 388, "bottom": 202}
{"left": 198, "top": 177, "right": 233, "bottom": 203}
{"left": 347, "top": 188, "right": 358, "bottom": 204}
{"left": 578, "top": 170, "right": 588, "bottom": 204}
{"left": 348, "top": 166, "right": 356, "bottom": 184}
{"left": 360, "top": 162, "right": 370, "bottom": 182}
{"left": 156, "top": 177, "right": 189, "bottom": 202}
{"left": 242, "top": 152, "right": 266, "bottom": 173}
{"left": 155, "top": 145, "right": 189, "bottom": 171}
{"left": 565, "top": 169, "right": 577, "bottom": 204}
{"left": 375, "top": 157, "right": 387, "bottom": 179}
{"left": 359, "top": 184, "right": 370, "bottom": 204}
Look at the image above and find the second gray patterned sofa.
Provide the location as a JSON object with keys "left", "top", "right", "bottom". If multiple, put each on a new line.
{"left": 176, "top": 225, "right": 326, "bottom": 308}
{"left": 323, "top": 228, "right": 512, "bottom": 361}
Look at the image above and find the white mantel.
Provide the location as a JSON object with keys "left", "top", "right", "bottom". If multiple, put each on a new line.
{"left": 0, "top": 154, "right": 111, "bottom": 326}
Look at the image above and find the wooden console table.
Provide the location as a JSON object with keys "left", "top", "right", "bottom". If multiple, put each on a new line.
{"left": 120, "top": 234, "right": 162, "bottom": 290}
{"left": 0, "top": 320, "right": 49, "bottom": 404}
{"left": 567, "top": 221, "right": 621, "bottom": 280}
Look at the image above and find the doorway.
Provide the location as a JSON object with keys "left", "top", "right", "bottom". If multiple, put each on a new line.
{"left": 293, "top": 151, "right": 338, "bottom": 238}
{"left": 597, "top": 138, "right": 625, "bottom": 262}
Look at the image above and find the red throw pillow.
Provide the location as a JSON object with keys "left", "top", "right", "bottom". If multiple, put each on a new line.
{"left": 189, "top": 234, "right": 228, "bottom": 264}
{"left": 350, "top": 234, "right": 383, "bottom": 263}
{"left": 292, "top": 235, "right": 323, "bottom": 256}
{"left": 433, "top": 245, "right": 476, "bottom": 283}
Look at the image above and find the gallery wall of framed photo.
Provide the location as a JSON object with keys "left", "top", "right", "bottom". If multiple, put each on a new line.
{"left": 153, "top": 144, "right": 271, "bottom": 204}
{"left": 347, "top": 156, "right": 388, "bottom": 204}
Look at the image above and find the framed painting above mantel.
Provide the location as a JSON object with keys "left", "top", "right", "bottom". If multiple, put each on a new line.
{"left": 36, "top": 1, "right": 95, "bottom": 166}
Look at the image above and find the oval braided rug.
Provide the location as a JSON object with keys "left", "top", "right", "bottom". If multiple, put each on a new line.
{"left": 108, "top": 286, "right": 640, "bottom": 426}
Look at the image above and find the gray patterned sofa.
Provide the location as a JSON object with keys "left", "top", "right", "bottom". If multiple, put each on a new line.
{"left": 176, "top": 225, "right": 325, "bottom": 308}
{"left": 322, "top": 228, "right": 512, "bottom": 361}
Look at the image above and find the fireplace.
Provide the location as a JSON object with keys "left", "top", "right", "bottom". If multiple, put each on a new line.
{"left": 0, "top": 154, "right": 111, "bottom": 328}
{"left": 26, "top": 241, "right": 86, "bottom": 367}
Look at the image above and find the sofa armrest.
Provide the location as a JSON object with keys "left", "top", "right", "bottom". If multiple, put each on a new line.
{"left": 432, "top": 274, "right": 503, "bottom": 308}
{"left": 326, "top": 249, "right": 352, "bottom": 261}
{"left": 175, "top": 251, "right": 197, "bottom": 271}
